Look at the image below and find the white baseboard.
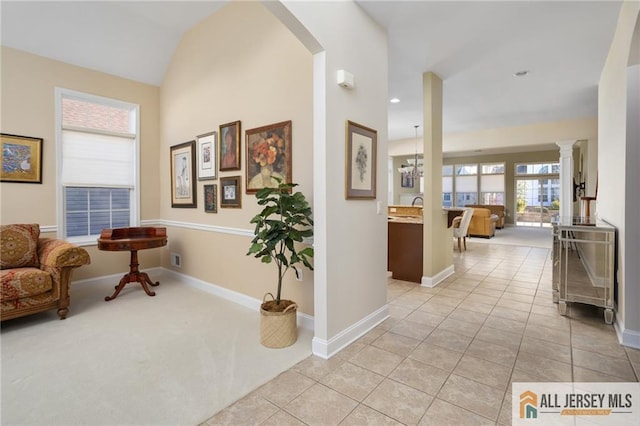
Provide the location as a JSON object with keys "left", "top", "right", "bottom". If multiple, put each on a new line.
{"left": 615, "top": 317, "right": 640, "bottom": 349}
{"left": 73, "top": 267, "right": 314, "bottom": 331}
{"left": 311, "top": 304, "right": 389, "bottom": 359}
{"left": 421, "top": 264, "right": 455, "bottom": 288}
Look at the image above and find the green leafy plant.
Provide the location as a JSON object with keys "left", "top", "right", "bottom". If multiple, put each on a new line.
{"left": 247, "top": 179, "right": 314, "bottom": 309}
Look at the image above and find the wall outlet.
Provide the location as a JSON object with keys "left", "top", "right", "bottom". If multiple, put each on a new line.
{"left": 171, "top": 253, "right": 181, "bottom": 268}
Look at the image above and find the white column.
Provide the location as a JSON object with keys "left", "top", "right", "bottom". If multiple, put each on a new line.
{"left": 556, "top": 140, "right": 577, "bottom": 218}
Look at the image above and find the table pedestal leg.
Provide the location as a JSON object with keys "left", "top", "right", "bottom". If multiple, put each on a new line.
{"left": 105, "top": 250, "right": 160, "bottom": 301}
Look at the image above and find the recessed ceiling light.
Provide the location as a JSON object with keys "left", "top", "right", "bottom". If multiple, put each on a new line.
{"left": 514, "top": 70, "right": 529, "bottom": 77}
{"left": 390, "top": 98, "right": 400, "bottom": 103}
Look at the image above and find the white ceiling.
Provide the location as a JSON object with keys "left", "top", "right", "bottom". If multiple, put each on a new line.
{"left": 1, "top": 1, "right": 623, "bottom": 143}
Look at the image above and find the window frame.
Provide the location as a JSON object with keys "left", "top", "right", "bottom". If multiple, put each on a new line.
{"left": 55, "top": 88, "right": 140, "bottom": 245}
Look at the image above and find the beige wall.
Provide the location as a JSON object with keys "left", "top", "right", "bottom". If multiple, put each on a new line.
{"left": 598, "top": 2, "right": 640, "bottom": 344}
{"left": 159, "top": 2, "right": 315, "bottom": 314}
{"left": 0, "top": 46, "right": 161, "bottom": 281}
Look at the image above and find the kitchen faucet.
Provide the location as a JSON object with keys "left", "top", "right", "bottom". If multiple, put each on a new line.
{"left": 411, "top": 196, "right": 423, "bottom": 206}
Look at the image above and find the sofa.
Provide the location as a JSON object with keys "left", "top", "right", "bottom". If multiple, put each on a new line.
{"left": 468, "top": 208, "right": 499, "bottom": 238}
{"left": 1, "top": 224, "right": 90, "bottom": 321}
{"left": 466, "top": 204, "right": 505, "bottom": 228}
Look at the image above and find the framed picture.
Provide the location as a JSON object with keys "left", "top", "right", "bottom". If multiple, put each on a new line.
{"left": 204, "top": 184, "right": 217, "bottom": 213}
{"left": 219, "top": 121, "right": 241, "bottom": 171}
{"left": 345, "top": 120, "right": 377, "bottom": 199}
{"left": 220, "top": 176, "right": 241, "bottom": 208}
{"left": 400, "top": 170, "right": 414, "bottom": 188}
{"left": 245, "top": 120, "right": 292, "bottom": 193}
{"left": 170, "top": 141, "right": 197, "bottom": 208}
{"left": 1, "top": 133, "right": 43, "bottom": 183}
{"left": 196, "top": 131, "right": 217, "bottom": 180}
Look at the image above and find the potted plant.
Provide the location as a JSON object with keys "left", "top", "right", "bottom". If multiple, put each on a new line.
{"left": 247, "top": 179, "right": 314, "bottom": 348}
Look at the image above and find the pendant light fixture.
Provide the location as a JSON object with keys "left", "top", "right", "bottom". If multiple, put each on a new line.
{"left": 398, "top": 125, "right": 423, "bottom": 179}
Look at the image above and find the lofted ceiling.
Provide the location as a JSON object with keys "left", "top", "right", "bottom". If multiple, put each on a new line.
{"left": 1, "top": 1, "right": 623, "bottom": 147}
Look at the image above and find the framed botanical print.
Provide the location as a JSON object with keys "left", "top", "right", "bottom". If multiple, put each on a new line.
{"left": 345, "top": 120, "right": 377, "bottom": 199}
{"left": 219, "top": 121, "right": 241, "bottom": 171}
{"left": 245, "top": 120, "right": 292, "bottom": 193}
{"left": 204, "top": 184, "right": 217, "bottom": 213}
{"left": 170, "top": 140, "right": 197, "bottom": 208}
{"left": 1, "top": 133, "right": 43, "bottom": 183}
{"left": 220, "top": 176, "right": 241, "bottom": 208}
{"left": 196, "top": 131, "right": 217, "bottom": 180}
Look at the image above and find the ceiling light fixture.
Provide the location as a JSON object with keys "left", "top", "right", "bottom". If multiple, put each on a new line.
{"left": 397, "top": 125, "right": 423, "bottom": 180}
{"left": 514, "top": 70, "right": 529, "bottom": 77}
{"left": 390, "top": 98, "right": 400, "bottom": 103}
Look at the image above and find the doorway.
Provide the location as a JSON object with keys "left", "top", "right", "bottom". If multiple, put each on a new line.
{"left": 515, "top": 178, "right": 560, "bottom": 227}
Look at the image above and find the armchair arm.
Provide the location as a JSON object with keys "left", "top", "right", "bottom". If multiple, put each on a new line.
{"left": 38, "top": 238, "right": 91, "bottom": 268}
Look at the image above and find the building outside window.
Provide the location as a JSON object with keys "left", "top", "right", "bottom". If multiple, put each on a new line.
{"left": 56, "top": 89, "right": 139, "bottom": 244}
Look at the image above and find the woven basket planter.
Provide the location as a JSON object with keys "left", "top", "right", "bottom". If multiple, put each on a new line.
{"left": 260, "top": 294, "right": 297, "bottom": 348}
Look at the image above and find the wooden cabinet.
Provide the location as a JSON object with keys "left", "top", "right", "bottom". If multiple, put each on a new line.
{"left": 388, "top": 221, "right": 423, "bottom": 283}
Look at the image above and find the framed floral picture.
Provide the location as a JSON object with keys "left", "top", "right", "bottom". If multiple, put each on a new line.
{"left": 245, "top": 120, "right": 292, "bottom": 193}
{"left": 219, "top": 121, "right": 241, "bottom": 171}
{"left": 204, "top": 184, "right": 217, "bottom": 213}
{"left": 220, "top": 176, "right": 241, "bottom": 208}
{"left": 1, "top": 133, "right": 43, "bottom": 183}
{"left": 196, "top": 131, "right": 217, "bottom": 180}
{"left": 170, "top": 140, "right": 197, "bottom": 208}
{"left": 345, "top": 120, "right": 377, "bottom": 199}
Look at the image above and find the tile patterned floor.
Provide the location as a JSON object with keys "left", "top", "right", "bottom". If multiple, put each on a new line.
{"left": 205, "top": 243, "right": 640, "bottom": 425}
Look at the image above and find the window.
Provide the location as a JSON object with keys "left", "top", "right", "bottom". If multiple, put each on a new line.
{"left": 442, "top": 165, "right": 453, "bottom": 207}
{"left": 56, "top": 89, "right": 139, "bottom": 244}
{"left": 455, "top": 164, "right": 477, "bottom": 206}
{"left": 480, "top": 162, "right": 505, "bottom": 205}
{"left": 515, "top": 162, "right": 560, "bottom": 175}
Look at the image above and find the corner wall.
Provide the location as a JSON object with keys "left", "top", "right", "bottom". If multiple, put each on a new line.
{"left": 159, "top": 2, "right": 315, "bottom": 314}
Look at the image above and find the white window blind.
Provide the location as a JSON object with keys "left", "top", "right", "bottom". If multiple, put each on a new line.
{"left": 443, "top": 176, "right": 453, "bottom": 192}
{"left": 481, "top": 174, "right": 504, "bottom": 192}
{"left": 455, "top": 175, "right": 477, "bottom": 192}
{"left": 61, "top": 130, "right": 134, "bottom": 187}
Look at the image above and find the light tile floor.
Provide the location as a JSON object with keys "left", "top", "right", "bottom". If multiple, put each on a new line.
{"left": 205, "top": 242, "right": 640, "bottom": 425}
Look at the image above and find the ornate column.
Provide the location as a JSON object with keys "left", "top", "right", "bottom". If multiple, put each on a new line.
{"left": 556, "top": 140, "right": 577, "bottom": 218}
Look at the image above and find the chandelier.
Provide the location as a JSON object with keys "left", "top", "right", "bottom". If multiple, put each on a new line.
{"left": 397, "top": 125, "right": 423, "bottom": 179}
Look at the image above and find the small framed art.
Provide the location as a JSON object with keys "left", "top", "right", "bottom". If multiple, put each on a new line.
{"left": 220, "top": 176, "right": 241, "bottom": 208}
{"left": 170, "top": 140, "right": 197, "bottom": 208}
{"left": 219, "top": 121, "right": 241, "bottom": 171}
{"left": 1, "top": 133, "right": 43, "bottom": 183}
{"left": 196, "top": 131, "right": 217, "bottom": 180}
{"left": 204, "top": 184, "right": 217, "bottom": 213}
{"left": 245, "top": 120, "right": 292, "bottom": 193}
{"left": 345, "top": 120, "right": 377, "bottom": 199}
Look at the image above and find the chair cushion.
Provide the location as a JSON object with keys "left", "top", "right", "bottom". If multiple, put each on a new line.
{"left": 1, "top": 267, "right": 52, "bottom": 302}
{"left": 0, "top": 224, "right": 40, "bottom": 269}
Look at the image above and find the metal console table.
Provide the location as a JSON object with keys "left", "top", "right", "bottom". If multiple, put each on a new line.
{"left": 551, "top": 216, "right": 616, "bottom": 324}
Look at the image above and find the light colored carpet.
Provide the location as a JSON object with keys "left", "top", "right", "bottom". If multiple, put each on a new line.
{"left": 467, "top": 224, "right": 552, "bottom": 248}
{"left": 1, "top": 271, "right": 312, "bottom": 426}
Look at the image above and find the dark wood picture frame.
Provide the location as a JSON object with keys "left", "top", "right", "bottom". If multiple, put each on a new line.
{"left": 170, "top": 140, "right": 197, "bottom": 208}
{"left": 204, "top": 184, "right": 217, "bottom": 213}
{"left": 196, "top": 131, "right": 217, "bottom": 180}
{"left": 219, "top": 121, "right": 241, "bottom": 171}
{"left": 220, "top": 176, "right": 241, "bottom": 208}
{"left": 1, "top": 133, "right": 43, "bottom": 183}
{"left": 345, "top": 120, "right": 377, "bottom": 199}
{"left": 245, "top": 120, "right": 292, "bottom": 194}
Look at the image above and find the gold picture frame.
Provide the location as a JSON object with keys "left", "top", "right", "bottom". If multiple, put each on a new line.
{"left": 1, "top": 133, "right": 43, "bottom": 183}
{"left": 245, "top": 120, "right": 292, "bottom": 194}
{"left": 220, "top": 176, "right": 242, "bottom": 208}
{"left": 345, "top": 121, "right": 377, "bottom": 199}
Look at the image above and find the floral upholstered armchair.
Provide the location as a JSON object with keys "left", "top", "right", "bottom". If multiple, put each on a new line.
{"left": 1, "top": 224, "right": 90, "bottom": 321}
